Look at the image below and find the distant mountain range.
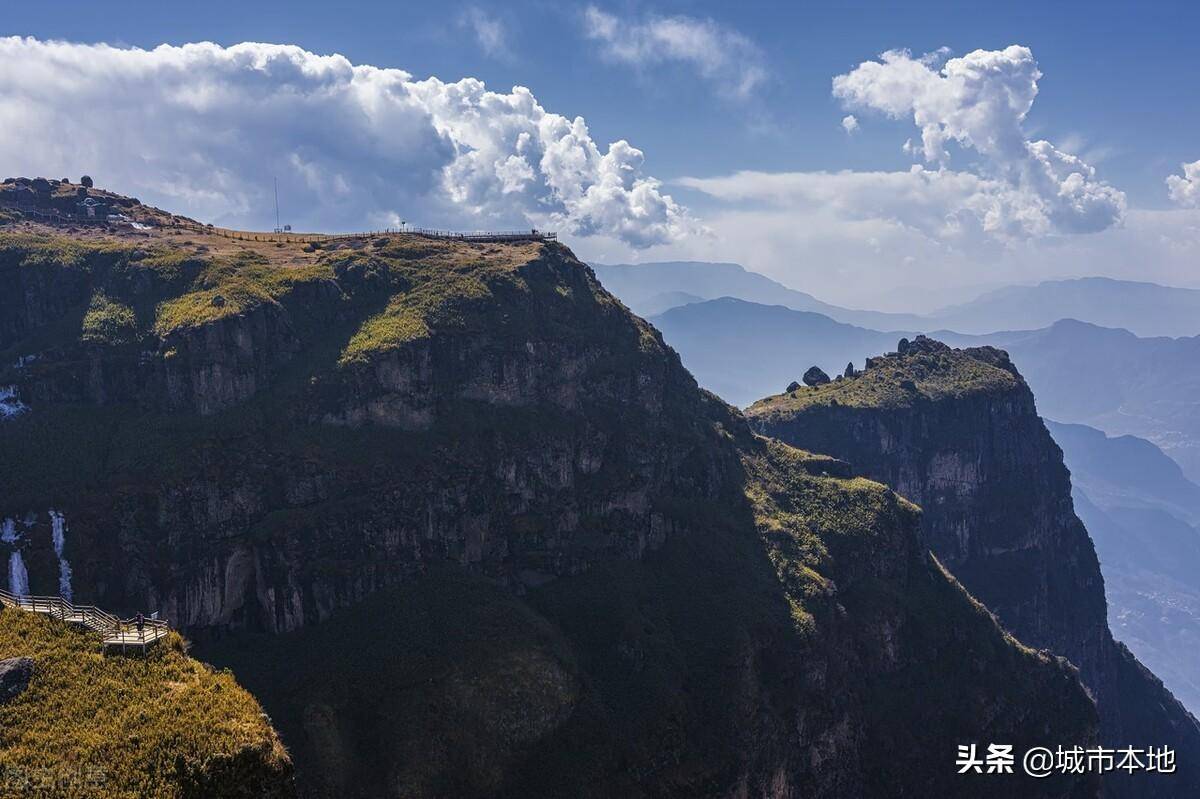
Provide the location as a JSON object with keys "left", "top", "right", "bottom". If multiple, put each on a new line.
{"left": 649, "top": 298, "right": 904, "bottom": 406}
{"left": 591, "top": 261, "right": 927, "bottom": 331}
{"left": 648, "top": 297, "right": 1200, "bottom": 485}
{"left": 593, "top": 261, "right": 1200, "bottom": 339}
{"left": 1047, "top": 420, "right": 1200, "bottom": 716}
{"left": 941, "top": 321, "right": 1200, "bottom": 483}
{"left": 933, "top": 277, "right": 1200, "bottom": 338}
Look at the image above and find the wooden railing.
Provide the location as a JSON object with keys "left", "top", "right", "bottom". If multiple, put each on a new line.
{"left": 165, "top": 221, "right": 556, "bottom": 245}
{"left": 0, "top": 588, "right": 169, "bottom": 649}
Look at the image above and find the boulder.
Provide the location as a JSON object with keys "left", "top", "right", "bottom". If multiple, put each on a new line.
{"left": 0, "top": 656, "right": 34, "bottom": 704}
{"left": 802, "top": 366, "right": 830, "bottom": 387}
{"left": 786, "top": 381, "right": 801, "bottom": 393}
{"left": 897, "top": 337, "right": 911, "bottom": 355}
{"left": 907, "top": 335, "right": 951, "bottom": 356}
{"left": 843, "top": 362, "right": 856, "bottom": 378}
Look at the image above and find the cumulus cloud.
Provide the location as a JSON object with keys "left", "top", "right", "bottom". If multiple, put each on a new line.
{"left": 1167, "top": 160, "right": 1200, "bottom": 207}
{"left": 841, "top": 114, "right": 859, "bottom": 134}
{"left": 832, "top": 45, "right": 1125, "bottom": 236}
{"left": 0, "top": 36, "right": 692, "bottom": 247}
{"left": 582, "top": 6, "right": 767, "bottom": 100}
{"left": 641, "top": 44, "right": 1162, "bottom": 310}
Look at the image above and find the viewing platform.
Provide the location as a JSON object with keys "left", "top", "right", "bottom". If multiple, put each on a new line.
{"left": 0, "top": 588, "right": 169, "bottom": 651}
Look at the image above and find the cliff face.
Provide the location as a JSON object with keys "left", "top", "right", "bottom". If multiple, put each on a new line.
{"left": 0, "top": 213, "right": 1100, "bottom": 797}
{"left": 0, "top": 232, "right": 695, "bottom": 632}
{"left": 748, "top": 336, "right": 1200, "bottom": 797}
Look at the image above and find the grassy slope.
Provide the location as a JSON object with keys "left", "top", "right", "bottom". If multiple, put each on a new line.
{"left": 0, "top": 229, "right": 610, "bottom": 368}
{"left": 0, "top": 608, "right": 292, "bottom": 798}
{"left": 747, "top": 344, "right": 1018, "bottom": 419}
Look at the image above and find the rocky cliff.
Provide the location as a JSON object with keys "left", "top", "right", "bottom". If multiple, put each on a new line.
{"left": 748, "top": 335, "right": 1200, "bottom": 797}
{"left": 0, "top": 202, "right": 1100, "bottom": 797}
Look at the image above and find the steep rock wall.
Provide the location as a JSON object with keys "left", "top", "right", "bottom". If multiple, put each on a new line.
{"left": 748, "top": 337, "right": 1200, "bottom": 797}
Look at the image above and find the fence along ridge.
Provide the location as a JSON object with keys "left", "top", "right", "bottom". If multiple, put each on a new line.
{"left": 0, "top": 587, "right": 169, "bottom": 650}
{"left": 167, "top": 221, "right": 557, "bottom": 245}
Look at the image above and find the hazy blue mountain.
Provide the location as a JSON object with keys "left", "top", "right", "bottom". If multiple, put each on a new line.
{"left": 636, "top": 290, "right": 705, "bottom": 317}
{"left": 591, "top": 261, "right": 927, "bottom": 330}
{"left": 648, "top": 296, "right": 1200, "bottom": 482}
{"left": 1047, "top": 420, "right": 1200, "bottom": 524}
{"left": 941, "top": 320, "right": 1200, "bottom": 482}
{"left": 932, "top": 277, "right": 1200, "bottom": 338}
{"left": 593, "top": 262, "right": 1200, "bottom": 339}
{"left": 648, "top": 298, "right": 910, "bottom": 407}
{"left": 1048, "top": 420, "right": 1200, "bottom": 715}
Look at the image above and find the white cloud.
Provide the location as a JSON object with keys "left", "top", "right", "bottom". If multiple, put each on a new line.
{"left": 1167, "top": 160, "right": 1200, "bottom": 207}
{"left": 622, "top": 44, "right": 1188, "bottom": 310}
{"left": 679, "top": 167, "right": 1039, "bottom": 246}
{"left": 832, "top": 46, "right": 1125, "bottom": 235}
{"left": 0, "top": 36, "right": 693, "bottom": 247}
{"left": 841, "top": 114, "right": 859, "bottom": 134}
{"left": 600, "top": 185, "right": 1200, "bottom": 314}
{"left": 461, "top": 7, "right": 509, "bottom": 60}
{"left": 582, "top": 6, "right": 767, "bottom": 100}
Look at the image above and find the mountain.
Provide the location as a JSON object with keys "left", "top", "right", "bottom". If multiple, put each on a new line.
{"left": 932, "top": 277, "right": 1200, "bottom": 338}
{"left": 590, "top": 261, "right": 927, "bottom": 330}
{"left": 0, "top": 189, "right": 1103, "bottom": 798}
{"left": 649, "top": 298, "right": 908, "bottom": 407}
{"left": 0, "top": 605, "right": 293, "bottom": 797}
{"left": 1046, "top": 420, "right": 1200, "bottom": 716}
{"left": 635, "top": 296, "right": 1200, "bottom": 722}
{"left": 1047, "top": 420, "right": 1200, "bottom": 526}
{"left": 635, "top": 289, "right": 705, "bottom": 317}
{"left": 644, "top": 294, "right": 1200, "bottom": 486}
{"left": 593, "top": 262, "right": 1200, "bottom": 339}
{"left": 938, "top": 320, "right": 1200, "bottom": 483}
{"left": 747, "top": 337, "right": 1200, "bottom": 798}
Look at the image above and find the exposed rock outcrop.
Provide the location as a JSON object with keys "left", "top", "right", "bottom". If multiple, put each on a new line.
{"left": 803, "top": 365, "right": 830, "bottom": 386}
{"left": 0, "top": 655, "right": 32, "bottom": 703}
{"left": 748, "top": 335, "right": 1200, "bottom": 797}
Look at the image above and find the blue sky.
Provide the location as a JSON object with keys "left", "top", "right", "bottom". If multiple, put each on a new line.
{"left": 3, "top": 0, "right": 1199, "bottom": 309}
